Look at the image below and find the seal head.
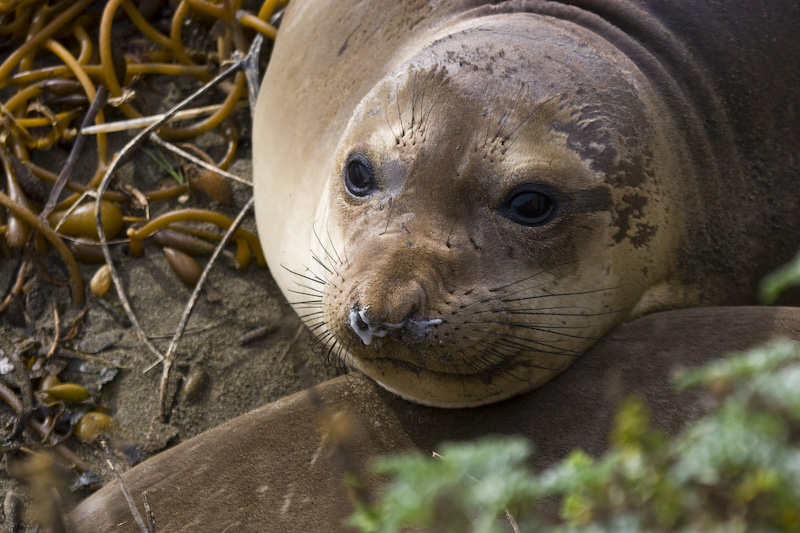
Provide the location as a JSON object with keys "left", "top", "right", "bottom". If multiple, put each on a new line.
{"left": 301, "top": 14, "right": 691, "bottom": 407}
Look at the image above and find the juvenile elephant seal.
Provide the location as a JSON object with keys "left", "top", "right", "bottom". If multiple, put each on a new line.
{"left": 253, "top": 0, "right": 799, "bottom": 406}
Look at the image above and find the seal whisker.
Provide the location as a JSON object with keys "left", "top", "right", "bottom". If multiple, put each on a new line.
{"left": 504, "top": 94, "right": 562, "bottom": 148}
{"left": 457, "top": 353, "right": 489, "bottom": 377}
{"left": 501, "top": 286, "right": 620, "bottom": 303}
{"left": 410, "top": 70, "right": 419, "bottom": 129}
{"left": 415, "top": 68, "right": 440, "bottom": 131}
{"left": 459, "top": 342, "right": 517, "bottom": 372}
{"left": 485, "top": 266, "right": 560, "bottom": 293}
{"left": 334, "top": 342, "right": 354, "bottom": 373}
{"left": 289, "top": 287, "right": 327, "bottom": 299}
{"left": 433, "top": 351, "right": 480, "bottom": 378}
{"left": 438, "top": 347, "right": 511, "bottom": 383}
{"left": 286, "top": 297, "right": 324, "bottom": 305}
{"left": 480, "top": 111, "right": 495, "bottom": 151}
{"left": 288, "top": 282, "right": 326, "bottom": 295}
{"left": 313, "top": 331, "right": 344, "bottom": 371}
{"left": 495, "top": 322, "right": 606, "bottom": 336}
{"left": 484, "top": 278, "right": 592, "bottom": 303}
{"left": 489, "top": 324, "right": 603, "bottom": 342}
{"left": 384, "top": 107, "right": 400, "bottom": 145}
{"left": 380, "top": 197, "right": 396, "bottom": 235}
{"left": 290, "top": 305, "right": 325, "bottom": 312}
{"left": 304, "top": 263, "right": 341, "bottom": 292}
{"left": 310, "top": 327, "right": 333, "bottom": 345}
{"left": 290, "top": 308, "right": 325, "bottom": 315}
{"left": 312, "top": 226, "right": 344, "bottom": 277}
{"left": 309, "top": 336, "right": 331, "bottom": 361}
{"left": 296, "top": 311, "right": 325, "bottom": 320}
{"left": 491, "top": 83, "right": 526, "bottom": 143}
{"left": 503, "top": 309, "right": 624, "bottom": 318}
{"left": 406, "top": 70, "right": 445, "bottom": 136}
{"left": 473, "top": 340, "right": 563, "bottom": 372}
{"left": 480, "top": 353, "right": 557, "bottom": 382}
{"left": 445, "top": 221, "right": 458, "bottom": 249}
{"left": 395, "top": 81, "right": 406, "bottom": 137}
{"left": 282, "top": 266, "right": 328, "bottom": 286}
{"left": 459, "top": 320, "right": 590, "bottom": 336}
{"left": 311, "top": 329, "right": 333, "bottom": 345}
{"left": 458, "top": 276, "right": 556, "bottom": 309}
{"left": 458, "top": 347, "right": 526, "bottom": 382}
{"left": 307, "top": 321, "right": 330, "bottom": 332}
{"left": 466, "top": 303, "right": 594, "bottom": 317}
{"left": 479, "top": 333, "right": 584, "bottom": 356}
{"left": 324, "top": 224, "right": 345, "bottom": 267}
{"left": 310, "top": 252, "right": 335, "bottom": 276}
{"left": 414, "top": 69, "right": 432, "bottom": 133}
{"left": 287, "top": 289, "right": 326, "bottom": 299}
{"left": 493, "top": 109, "right": 513, "bottom": 144}
{"left": 419, "top": 91, "right": 444, "bottom": 133}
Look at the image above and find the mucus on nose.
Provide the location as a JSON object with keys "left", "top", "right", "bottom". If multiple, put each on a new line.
{"left": 348, "top": 305, "right": 403, "bottom": 345}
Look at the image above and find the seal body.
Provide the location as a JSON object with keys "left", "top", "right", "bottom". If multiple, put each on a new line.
{"left": 69, "top": 307, "right": 800, "bottom": 532}
{"left": 253, "top": 1, "right": 800, "bottom": 406}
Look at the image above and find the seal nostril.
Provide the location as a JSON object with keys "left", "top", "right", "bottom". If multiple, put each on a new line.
{"left": 349, "top": 302, "right": 439, "bottom": 346}
{"left": 349, "top": 306, "right": 375, "bottom": 346}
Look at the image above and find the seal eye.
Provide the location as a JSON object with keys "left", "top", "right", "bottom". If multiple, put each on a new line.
{"left": 343, "top": 153, "right": 377, "bottom": 197}
{"left": 501, "top": 186, "right": 557, "bottom": 226}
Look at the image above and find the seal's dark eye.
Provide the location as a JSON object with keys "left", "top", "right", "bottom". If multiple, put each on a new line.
{"left": 343, "top": 153, "right": 376, "bottom": 197}
{"left": 500, "top": 185, "right": 558, "bottom": 226}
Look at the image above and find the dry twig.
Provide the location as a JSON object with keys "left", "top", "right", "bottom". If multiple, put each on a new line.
{"left": 94, "top": 40, "right": 262, "bottom": 367}
{"left": 40, "top": 86, "right": 109, "bottom": 220}
{"left": 101, "top": 439, "right": 150, "bottom": 533}
{"left": 156, "top": 196, "right": 255, "bottom": 419}
{"left": 148, "top": 133, "right": 250, "bottom": 185}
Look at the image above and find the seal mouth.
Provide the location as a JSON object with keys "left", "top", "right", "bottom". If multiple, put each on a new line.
{"left": 365, "top": 356, "right": 490, "bottom": 378}
{"left": 344, "top": 322, "right": 555, "bottom": 379}
{"left": 345, "top": 343, "right": 569, "bottom": 407}
{"left": 332, "top": 298, "right": 583, "bottom": 406}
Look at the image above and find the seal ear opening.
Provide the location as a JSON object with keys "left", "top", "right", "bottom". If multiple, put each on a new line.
{"left": 343, "top": 152, "right": 377, "bottom": 197}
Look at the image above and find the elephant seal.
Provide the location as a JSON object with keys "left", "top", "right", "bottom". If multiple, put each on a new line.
{"left": 69, "top": 307, "right": 800, "bottom": 531}
{"left": 253, "top": 0, "right": 800, "bottom": 406}
{"left": 68, "top": 3, "right": 800, "bottom": 530}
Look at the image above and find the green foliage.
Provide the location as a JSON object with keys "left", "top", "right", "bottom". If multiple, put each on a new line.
{"left": 348, "top": 437, "right": 543, "bottom": 533}
{"left": 760, "top": 251, "right": 800, "bottom": 304}
{"left": 349, "top": 340, "right": 800, "bottom": 532}
{"left": 142, "top": 147, "right": 184, "bottom": 184}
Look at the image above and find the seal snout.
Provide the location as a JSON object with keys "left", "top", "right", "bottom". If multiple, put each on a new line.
{"left": 348, "top": 304, "right": 441, "bottom": 346}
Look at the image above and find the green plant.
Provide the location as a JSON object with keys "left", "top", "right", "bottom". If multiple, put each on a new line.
{"left": 142, "top": 147, "right": 185, "bottom": 184}
{"left": 350, "top": 341, "right": 800, "bottom": 533}
{"left": 760, "top": 250, "right": 800, "bottom": 304}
